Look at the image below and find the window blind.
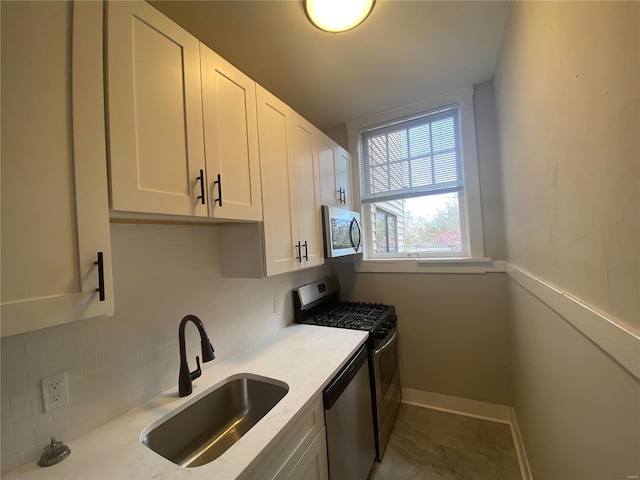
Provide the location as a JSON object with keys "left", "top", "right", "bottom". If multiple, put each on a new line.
{"left": 360, "top": 107, "right": 463, "bottom": 204}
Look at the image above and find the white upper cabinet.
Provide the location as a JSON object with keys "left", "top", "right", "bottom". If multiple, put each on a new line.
{"left": 292, "top": 118, "right": 324, "bottom": 269}
{"left": 317, "top": 132, "right": 354, "bottom": 209}
{"left": 257, "top": 87, "right": 301, "bottom": 275}
{"left": 335, "top": 147, "right": 354, "bottom": 210}
{"left": 107, "top": 1, "right": 208, "bottom": 217}
{"left": 1, "top": 1, "right": 114, "bottom": 337}
{"left": 200, "top": 45, "right": 262, "bottom": 221}
{"left": 257, "top": 86, "right": 324, "bottom": 276}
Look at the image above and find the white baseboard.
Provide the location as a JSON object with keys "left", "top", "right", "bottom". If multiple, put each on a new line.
{"left": 510, "top": 408, "right": 533, "bottom": 480}
{"left": 401, "top": 388, "right": 532, "bottom": 480}
{"left": 402, "top": 388, "right": 512, "bottom": 423}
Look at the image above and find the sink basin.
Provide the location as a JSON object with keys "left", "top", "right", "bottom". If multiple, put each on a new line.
{"left": 141, "top": 374, "right": 289, "bottom": 468}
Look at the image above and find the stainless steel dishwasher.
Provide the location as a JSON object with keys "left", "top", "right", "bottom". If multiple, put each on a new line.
{"left": 323, "top": 345, "right": 376, "bottom": 480}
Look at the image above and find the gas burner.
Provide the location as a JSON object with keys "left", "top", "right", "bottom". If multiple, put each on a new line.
{"left": 301, "top": 302, "right": 390, "bottom": 331}
{"left": 294, "top": 277, "right": 396, "bottom": 337}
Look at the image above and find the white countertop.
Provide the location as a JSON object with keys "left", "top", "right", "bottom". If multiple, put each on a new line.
{"left": 5, "top": 325, "right": 368, "bottom": 480}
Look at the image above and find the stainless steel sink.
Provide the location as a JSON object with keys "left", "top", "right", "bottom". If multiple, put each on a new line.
{"left": 141, "top": 374, "right": 288, "bottom": 468}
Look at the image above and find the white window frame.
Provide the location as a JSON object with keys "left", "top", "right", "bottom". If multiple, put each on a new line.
{"left": 347, "top": 86, "right": 486, "bottom": 266}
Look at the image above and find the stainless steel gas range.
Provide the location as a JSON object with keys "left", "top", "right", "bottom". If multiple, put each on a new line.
{"left": 293, "top": 276, "right": 402, "bottom": 462}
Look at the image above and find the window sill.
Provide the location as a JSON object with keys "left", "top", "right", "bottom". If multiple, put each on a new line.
{"left": 354, "top": 257, "right": 506, "bottom": 274}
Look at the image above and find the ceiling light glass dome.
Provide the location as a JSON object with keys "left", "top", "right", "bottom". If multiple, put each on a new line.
{"left": 304, "top": 0, "right": 375, "bottom": 33}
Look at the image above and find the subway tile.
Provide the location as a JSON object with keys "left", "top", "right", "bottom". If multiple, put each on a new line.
{"left": 8, "top": 382, "right": 41, "bottom": 409}
{"left": 16, "top": 441, "right": 44, "bottom": 466}
{"left": 3, "top": 429, "right": 36, "bottom": 455}
{"left": 34, "top": 416, "right": 72, "bottom": 444}
{"left": 1, "top": 424, "right": 14, "bottom": 446}
{"left": 1, "top": 339, "right": 26, "bottom": 363}
{"left": 1, "top": 453, "right": 19, "bottom": 475}
{"left": 12, "top": 410, "right": 50, "bottom": 439}
{"left": 2, "top": 402, "right": 33, "bottom": 425}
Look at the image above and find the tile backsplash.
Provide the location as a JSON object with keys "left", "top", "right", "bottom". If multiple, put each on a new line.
{"left": 1, "top": 223, "right": 329, "bottom": 474}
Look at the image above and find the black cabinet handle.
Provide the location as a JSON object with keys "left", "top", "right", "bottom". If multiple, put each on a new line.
{"left": 303, "top": 241, "right": 308, "bottom": 261}
{"left": 341, "top": 188, "right": 346, "bottom": 204}
{"left": 295, "top": 241, "right": 302, "bottom": 262}
{"left": 94, "top": 252, "right": 105, "bottom": 302}
{"left": 196, "top": 169, "right": 205, "bottom": 205}
{"left": 213, "top": 174, "right": 223, "bottom": 207}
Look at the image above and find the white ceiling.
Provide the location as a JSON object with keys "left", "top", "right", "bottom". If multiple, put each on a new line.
{"left": 150, "top": 1, "right": 509, "bottom": 131}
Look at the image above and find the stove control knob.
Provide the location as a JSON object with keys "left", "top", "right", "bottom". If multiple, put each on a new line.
{"left": 388, "top": 315, "right": 398, "bottom": 324}
{"left": 374, "top": 329, "right": 388, "bottom": 339}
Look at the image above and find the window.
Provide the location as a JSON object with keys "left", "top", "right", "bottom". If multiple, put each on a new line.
{"left": 375, "top": 208, "right": 398, "bottom": 253}
{"left": 347, "top": 86, "right": 485, "bottom": 260}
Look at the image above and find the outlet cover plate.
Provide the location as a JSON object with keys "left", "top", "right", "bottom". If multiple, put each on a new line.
{"left": 42, "top": 372, "right": 69, "bottom": 412}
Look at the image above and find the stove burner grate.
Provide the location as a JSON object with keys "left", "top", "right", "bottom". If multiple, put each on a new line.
{"left": 302, "top": 302, "right": 390, "bottom": 331}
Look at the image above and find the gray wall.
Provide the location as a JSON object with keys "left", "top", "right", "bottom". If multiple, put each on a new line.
{"left": 494, "top": 2, "right": 639, "bottom": 478}
{"left": 331, "top": 81, "right": 511, "bottom": 406}
{"left": 495, "top": 2, "right": 639, "bottom": 331}
{"left": 332, "top": 264, "right": 511, "bottom": 406}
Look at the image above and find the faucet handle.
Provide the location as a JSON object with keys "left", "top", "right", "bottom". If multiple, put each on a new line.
{"left": 189, "top": 356, "right": 202, "bottom": 381}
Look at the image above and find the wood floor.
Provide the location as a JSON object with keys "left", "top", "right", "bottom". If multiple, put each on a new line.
{"left": 368, "top": 404, "right": 522, "bottom": 480}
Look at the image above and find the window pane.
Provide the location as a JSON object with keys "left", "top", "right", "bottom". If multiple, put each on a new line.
{"left": 370, "top": 193, "right": 461, "bottom": 255}
{"left": 431, "top": 117, "right": 455, "bottom": 150}
{"left": 375, "top": 210, "right": 387, "bottom": 253}
{"left": 408, "top": 124, "right": 430, "bottom": 156}
{"left": 360, "top": 110, "right": 462, "bottom": 203}
{"left": 372, "top": 165, "right": 388, "bottom": 193}
{"left": 433, "top": 152, "right": 458, "bottom": 183}
{"left": 387, "top": 215, "right": 397, "bottom": 253}
{"left": 368, "top": 135, "right": 387, "bottom": 166}
{"left": 410, "top": 156, "right": 433, "bottom": 187}
{"left": 387, "top": 130, "right": 407, "bottom": 162}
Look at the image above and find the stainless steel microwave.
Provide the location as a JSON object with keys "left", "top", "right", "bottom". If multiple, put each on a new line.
{"left": 322, "top": 205, "right": 362, "bottom": 258}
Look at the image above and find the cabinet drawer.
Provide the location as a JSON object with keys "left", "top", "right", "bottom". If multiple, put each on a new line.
{"left": 241, "top": 395, "right": 324, "bottom": 480}
{"left": 284, "top": 427, "right": 328, "bottom": 480}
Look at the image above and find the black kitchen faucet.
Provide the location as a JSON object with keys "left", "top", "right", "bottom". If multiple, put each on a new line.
{"left": 178, "top": 315, "right": 215, "bottom": 397}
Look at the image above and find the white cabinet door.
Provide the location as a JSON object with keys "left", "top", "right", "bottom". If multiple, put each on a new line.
{"left": 317, "top": 134, "right": 340, "bottom": 207}
{"left": 107, "top": 1, "right": 207, "bottom": 217}
{"left": 257, "top": 86, "right": 300, "bottom": 276}
{"left": 200, "top": 44, "right": 262, "bottom": 221}
{"left": 257, "top": 86, "right": 325, "bottom": 276}
{"left": 335, "top": 147, "right": 354, "bottom": 210}
{"left": 1, "top": 1, "right": 114, "bottom": 337}
{"left": 291, "top": 119, "right": 324, "bottom": 269}
{"left": 316, "top": 132, "right": 353, "bottom": 209}
{"left": 284, "top": 427, "right": 329, "bottom": 480}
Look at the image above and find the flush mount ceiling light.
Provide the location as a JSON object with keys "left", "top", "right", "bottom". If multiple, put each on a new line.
{"left": 304, "top": 0, "right": 375, "bottom": 33}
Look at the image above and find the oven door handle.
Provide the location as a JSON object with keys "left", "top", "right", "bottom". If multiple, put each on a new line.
{"left": 374, "top": 329, "right": 397, "bottom": 357}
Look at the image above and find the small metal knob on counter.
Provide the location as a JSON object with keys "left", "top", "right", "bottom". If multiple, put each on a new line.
{"left": 38, "top": 437, "right": 71, "bottom": 467}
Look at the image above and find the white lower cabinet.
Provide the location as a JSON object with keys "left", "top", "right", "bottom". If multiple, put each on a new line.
{"left": 241, "top": 395, "right": 328, "bottom": 480}
{"left": 285, "top": 427, "right": 329, "bottom": 480}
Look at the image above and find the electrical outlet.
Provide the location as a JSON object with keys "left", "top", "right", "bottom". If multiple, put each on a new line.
{"left": 41, "top": 372, "right": 69, "bottom": 412}
{"left": 273, "top": 294, "right": 283, "bottom": 313}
